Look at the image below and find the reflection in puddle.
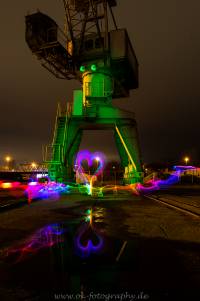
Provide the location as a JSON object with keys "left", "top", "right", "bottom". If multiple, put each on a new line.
{"left": 5, "top": 224, "right": 66, "bottom": 263}
{"left": 1, "top": 208, "right": 128, "bottom": 298}
{"left": 5, "top": 209, "right": 105, "bottom": 264}
{"left": 75, "top": 223, "right": 104, "bottom": 258}
{"left": 91, "top": 207, "right": 106, "bottom": 224}
{"left": 0, "top": 205, "right": 198, "bottom": 299}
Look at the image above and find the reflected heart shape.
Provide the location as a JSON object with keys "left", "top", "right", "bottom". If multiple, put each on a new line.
{"left": 75, "top": 223, "right": 104, "bottom": 257}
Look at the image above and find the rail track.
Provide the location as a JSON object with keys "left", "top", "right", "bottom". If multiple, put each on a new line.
{"left": 146, "top": 195, "right": 200, "bottom": 218}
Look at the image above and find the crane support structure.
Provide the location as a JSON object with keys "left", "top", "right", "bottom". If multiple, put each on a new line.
{"left": 25, "top": 0, "right": 143, "bottom": 184}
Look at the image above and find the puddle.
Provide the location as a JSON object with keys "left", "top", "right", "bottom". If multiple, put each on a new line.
{"left": 0, "top": 207, "right": 199, "bottom": 300}
{"left": 0, "top": 216, "right": 126, "bottom": 299}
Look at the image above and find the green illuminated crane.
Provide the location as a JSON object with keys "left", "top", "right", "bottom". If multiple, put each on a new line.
{"left": 25, "top": 0, "right": 143, "bottom": 183}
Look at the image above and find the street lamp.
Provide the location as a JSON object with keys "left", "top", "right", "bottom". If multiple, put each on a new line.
{"left": 31, "top": 162, "right": 37, "bottom": 169}
{"left": 5, "top": 156, "right": 12, "bottom": 170}
{"left": 5, "top": 156, "right": 11, "bottom": 163}
{"left": 184, "top": 156, "right": 189, "bottom": 165}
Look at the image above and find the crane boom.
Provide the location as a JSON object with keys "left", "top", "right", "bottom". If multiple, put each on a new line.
{"left": 25, "top": 0, "right": 138, "bottom": 97}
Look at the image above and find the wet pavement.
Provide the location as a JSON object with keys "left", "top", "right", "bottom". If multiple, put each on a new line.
{"left": 0, "top": 191, "right": 200, "bottom": 300}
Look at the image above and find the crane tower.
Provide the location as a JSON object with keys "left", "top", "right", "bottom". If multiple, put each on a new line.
{"left": 25, "top": 0, "right": 143, "bottom": 183}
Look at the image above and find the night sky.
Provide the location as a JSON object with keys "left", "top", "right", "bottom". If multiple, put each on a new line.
{"left": 0, "top": 0, "right": 200, "bottom": 165}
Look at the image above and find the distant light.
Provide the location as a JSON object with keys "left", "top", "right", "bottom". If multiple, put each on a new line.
{"left": 95, "top": 157, "right": 100, "bottom": 162}
{"left": 28, "top": 182, "right": 38, "bottom": 186}
{"left": 91, "top": 64, "right": 97, "bottom": 71}
{"left": 31, "top": 162, "right": 37, "bottom": 168}
{"left": 36, "top": 173, "right": 48, "bottom": 179}
{"left": 80, "top": 65, "right": 86, "bottom": 72}
{"left": 5, "top": 156, "right": 11, "bottom": 162}
{"left": 2, "top": 182, "right": 12, "bottom": 189}
{"left": 184, "top": 156, "right": 189, "bottom": 165}
{"left": 112, "top": 166, "right": 115, "bottom": 169}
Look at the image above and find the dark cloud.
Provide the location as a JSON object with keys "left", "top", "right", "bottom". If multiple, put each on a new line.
{"left": 0, "top": 0, "right": 199, "bottom": 164}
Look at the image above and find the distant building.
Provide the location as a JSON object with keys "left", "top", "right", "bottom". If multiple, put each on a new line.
{"left": 17, "top": 163, "right": 48, "bottom": 172}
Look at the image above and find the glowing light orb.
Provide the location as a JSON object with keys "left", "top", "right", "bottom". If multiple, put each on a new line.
{"left": 80, "top": 65, "right": 86, "bottom": 72}
{"left": 91, "top": 64, "right": 97, "bottom": 71}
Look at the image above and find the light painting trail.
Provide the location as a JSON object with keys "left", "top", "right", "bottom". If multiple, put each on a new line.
{"left": 2, "top": 157, "right": 199, "bottom": 262}
{"left": 75, "top": 150, "right": 106, "bottom": 195}
{"left": 26, "top": 181, "right": 69, "bottom": 204}
{"left": 5, "top": 210, "right": 104, "bottom": 262}
{"left": 137, "top": 165, "right": 197, "bottom": 194}
{"left": 5, "top": 224, "right": 65, "bottom": 263}
{"left": 25, "top": 164, "right": 195, "bottom": 202}
{"left": 1, "top": 150, "right": 199, "bottom": 203}
{"left": 75, "top": 150, "right": 105, "bottom": 178}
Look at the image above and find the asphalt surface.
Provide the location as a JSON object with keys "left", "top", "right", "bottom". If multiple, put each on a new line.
{"left": 0, "top": 189, "right": 200, "bottom": 301}
{"left": 0, "top": 190, "right": 27, "bottom": 211}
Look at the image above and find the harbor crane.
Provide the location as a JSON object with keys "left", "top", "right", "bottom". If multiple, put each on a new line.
{"left": 25, "top": 0, "right": 143, "bottom": 183}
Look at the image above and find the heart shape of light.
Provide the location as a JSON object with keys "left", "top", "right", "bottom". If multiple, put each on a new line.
{"left": 75, "top": 150, "right": 105, "bottom": 177}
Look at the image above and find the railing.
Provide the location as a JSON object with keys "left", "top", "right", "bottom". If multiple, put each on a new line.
{"left": 62, "top": 116, "right": 68, "bottom": 162}
{"left": 45, "top": 102, "right": 73, "bottom": 164}
{"left": 44, "top": 144, "right": 63, "bottom": 163}
{"left": 66, "top": 102, "right": 72, "bottom": 117}
{"left": 62, "top": 102, "right": 73, "bottom": 161}
{"left": 52, "top": 103, "right": 61, "bottom": 145}
{"left": 143, "top": 172, "right": 157, "bottom": 183}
